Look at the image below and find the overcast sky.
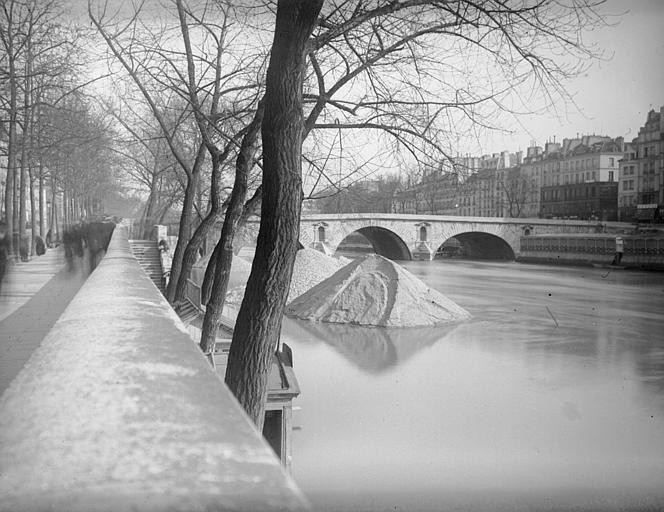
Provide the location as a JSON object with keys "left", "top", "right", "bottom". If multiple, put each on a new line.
{"left": 479, "top": 0, "right": 664, "bottom": 155}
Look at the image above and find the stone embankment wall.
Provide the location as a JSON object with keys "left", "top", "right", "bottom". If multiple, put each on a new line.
{"left": 518, "top": 234, "right": 664, "bottom": 269}
{"left": 0, "top": 225, "right": 308, "bottom": 512}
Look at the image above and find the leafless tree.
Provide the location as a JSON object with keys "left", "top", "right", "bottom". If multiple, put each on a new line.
{"left": 220, "top": 0, "right": 610, "bottom": 425}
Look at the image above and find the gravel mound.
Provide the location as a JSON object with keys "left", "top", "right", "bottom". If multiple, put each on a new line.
{"left": 286, "top": 254, "right": 470, "bottom": 327}
{"left": 288, "top": 249, "right": 348, "bottom": 302}
{"left": 191, "top": 252, "right": 252, "bottom": 284}
{"left": 225, "top": 248, "right": 349, "bottom": 306}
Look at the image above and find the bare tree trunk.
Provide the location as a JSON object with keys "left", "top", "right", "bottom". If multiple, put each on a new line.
{"left": 166, "top": 144, "right": 205, "bottom": 302}
{"left": 49, "top": 177, "right": 57, "bottom": 238}
{"left": 225, "top": 0, "right": 323, "bottom": 429}
{"left": 199, "top": 101, "right": 264, "bottom": 353}
{"left": 29, "top": 167, "right": 36, "bottom": 255}
{"left": 173, "top": 161, "right": 222, "bottom": 307}
{"left": 141, "top": 180, "right": 158, "bottom": 239}
{"left": 19, "top": 20, "right": 33, "bottom": 254}
{"left": 38, "top": 159, "right": 45, "bottom": 238}
{"left": 167, "top": 174, "right": 198, "bottom": 299}
{"left": 3, "top": 11, "right": 18, "bottom": 255}
{"left": 4, "top": 130, "right": 16, "bottom": 255}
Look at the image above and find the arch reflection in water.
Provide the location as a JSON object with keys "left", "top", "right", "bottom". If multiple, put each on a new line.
{"left": 283, "top": 317, "right": 460, "bottom": 374}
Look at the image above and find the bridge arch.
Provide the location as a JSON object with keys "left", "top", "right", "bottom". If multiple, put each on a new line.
{"left": 436, "top": 231, "right": 515, "bottom": 260}
{"left": 335, "top": 226, "right": 412, "bottom": 260}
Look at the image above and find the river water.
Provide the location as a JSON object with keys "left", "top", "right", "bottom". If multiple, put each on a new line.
{"left": 279, "top": 260, "right": 664, "bottom": 511}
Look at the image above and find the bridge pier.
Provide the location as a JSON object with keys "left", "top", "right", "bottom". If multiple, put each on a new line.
{"left": 310, "top": 240, "right": 334, "bottom": 256}
{"left": 411, "top": 242, "right": 436, "bottom": 261}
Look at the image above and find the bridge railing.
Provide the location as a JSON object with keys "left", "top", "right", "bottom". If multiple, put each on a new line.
{"left": 0, "top": 225, "right": 308, "bottom": 512}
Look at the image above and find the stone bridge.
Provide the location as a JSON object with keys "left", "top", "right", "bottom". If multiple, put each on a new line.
{"left": 294, "top": 214, "right": 631, "bottom": 260}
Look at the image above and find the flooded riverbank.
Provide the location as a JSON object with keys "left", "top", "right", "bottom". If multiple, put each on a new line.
{"left": 281, "top": 260, "right": 664, "bottom": 511}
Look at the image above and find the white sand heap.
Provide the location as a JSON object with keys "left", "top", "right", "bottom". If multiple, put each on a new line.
{"left": 191, "top": 251, "right": 252, "bottom": 285}
{"left": 225, "top": 247, "right": 349, "bottom": 306}
{"left": 286, "top": 254, "right": 470, "bottom": 327}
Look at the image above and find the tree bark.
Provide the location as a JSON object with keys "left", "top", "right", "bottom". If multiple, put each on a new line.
{"left": 38, "top": 164, "right": 45, "bottom": 237}
{"left": 141, "top": 177, "right": 158, "bottom": 239}
{"left": 166, "top": 143, "right": 205, "bottom": 302}
{"left": 172, "top": 156, "right": 223, "bottom": 307}
{"left": 225, "top": 0, "right": 323, "bottom": 429}
{"left": 29, "top": 166, "right": 35, "bottom": 255}
{"left": 199, "top": 101, "right": 264, "bottom": 353}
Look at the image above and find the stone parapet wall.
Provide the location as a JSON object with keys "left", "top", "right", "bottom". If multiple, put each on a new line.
{"left": 0, "top": 226, "right": 309, "bottom": 512}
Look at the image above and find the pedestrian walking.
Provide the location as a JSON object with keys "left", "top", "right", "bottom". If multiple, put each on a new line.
{"left": 35, "top": 235, "right": 46, "bottom": 256}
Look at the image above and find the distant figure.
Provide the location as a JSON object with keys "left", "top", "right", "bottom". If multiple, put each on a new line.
{"left": 613, "top": 236, "right": 624, "bottom": 265}
{"left": 35, "top": 235, "right": 46, "bottom": 256}
{"left": 0, "top": 221, "right": 10, "bottom": 293}
{"left": 158, "top": 239, "right": 169, "bottom": 253}
{"left": 73, "top": 224, "right": 85, "bottom": 257}
{"left": 63, "top": 227, "right": 75, "bottom": 271}
{"left": 45, "top": 229, "right": 53, "bottom": 248}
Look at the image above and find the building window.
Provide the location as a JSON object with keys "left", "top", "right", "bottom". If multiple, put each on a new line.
{"left": 609, "top": 157, "right": 615, "bottom": 166}
{"left": 623, "top": 181, "right": 628, "bottom": 190}
{"left": 609, "top": 171, "right": 614, "bottom": 182}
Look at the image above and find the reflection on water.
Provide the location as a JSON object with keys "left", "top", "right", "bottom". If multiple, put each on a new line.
{"left": 282, "top": 260, "right": 664, "bottom": 511}
{"left": 285, "top": 319, "right": 460, "bottom": 374}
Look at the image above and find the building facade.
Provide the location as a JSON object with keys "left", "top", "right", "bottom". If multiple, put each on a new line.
{"left": 618, "top": 107, "right": 664, "bottom": 222}
{"left": 523, "top": 136, "right": 624, "bottom": 220}
{"left": 540, "top": 182, "right": 618, "bottom": 221}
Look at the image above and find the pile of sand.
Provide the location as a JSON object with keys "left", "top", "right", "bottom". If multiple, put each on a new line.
{"left": 225, "top": 248, "right": 349, "bottom": 306}
{"left": 190, "top": 252, "right": 252, "bottom": 285}
{"left": 286, "top": 254, "right": 470, "bottom": 327}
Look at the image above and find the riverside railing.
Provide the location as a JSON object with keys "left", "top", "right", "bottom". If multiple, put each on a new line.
{"left": 0, "top": 225, "right": 309, "bottom": 512}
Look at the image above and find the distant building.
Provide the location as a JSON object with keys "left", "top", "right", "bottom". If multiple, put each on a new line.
{"left": 540, "top": 182, "right": 618, "bottom": 221}
{"left": 393, "top": 169, "right": 461, "bottom": 215}
{"left": 618, "top": 107, "right": 664, "bottom": 223}
{"left": 394, "top": 151, "right": 523, "bottom": 217}
{"left": 389, "top": 134, "right": 627, "bottom": 221}
{"left": 524, "top": 135, "right": 624, "bottom": 220}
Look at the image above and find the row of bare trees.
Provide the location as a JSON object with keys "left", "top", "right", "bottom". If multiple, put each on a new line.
{"left": 0, "top": 0, "right": 124, "bottom": 255}
{"left": 5, "top": 0, "right": 607, "bottom": 426}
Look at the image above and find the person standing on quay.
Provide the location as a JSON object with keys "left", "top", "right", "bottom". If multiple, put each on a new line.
{"left": 613, "top": 236, "right": 624, "bottom": 265}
